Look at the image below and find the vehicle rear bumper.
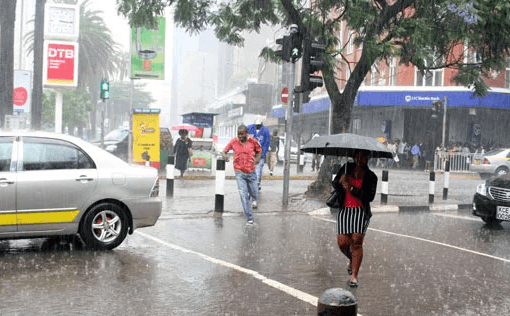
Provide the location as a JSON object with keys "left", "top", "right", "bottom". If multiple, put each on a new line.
{"left": 127, "top": 198, "right": 162, "bottom": 230}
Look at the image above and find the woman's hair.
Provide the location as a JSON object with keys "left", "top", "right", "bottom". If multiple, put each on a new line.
{"left": 238, "top": 124, "right": 248, "bottom": 132}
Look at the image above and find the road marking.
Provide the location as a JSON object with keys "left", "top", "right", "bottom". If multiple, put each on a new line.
{"left": 432, "top": 213, "right": 483, "bottom": 222}
{"left": 135, "top": 230, "right": 319, "bottom": 307}
{"left": 316, "top": 217, "right": 510, "bottom": 263}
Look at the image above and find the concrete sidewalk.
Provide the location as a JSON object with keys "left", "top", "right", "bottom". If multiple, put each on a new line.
{"left": 159, "top": 163, "right": 483, "bottom": 218}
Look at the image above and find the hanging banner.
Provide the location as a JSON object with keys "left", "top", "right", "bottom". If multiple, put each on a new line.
{"left": 13, "top": 70, "right": 32, "bottom": 113}
{"left": 43, "top": 40, "right": 79, "bottom": 87}
{"left": 131, "top": 17, "right": 165, "bottom": 80}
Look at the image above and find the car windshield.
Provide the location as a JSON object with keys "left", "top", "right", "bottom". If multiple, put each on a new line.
{"left": 104, "top": 129, "right": 129, "bottom": 141}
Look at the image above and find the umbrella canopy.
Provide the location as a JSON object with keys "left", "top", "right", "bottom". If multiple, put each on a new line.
{"left": 301, "top": 133, "right": 393, "bottom": 158}
{"left": 171, "top": 124, "right": 200, "bottom": 132}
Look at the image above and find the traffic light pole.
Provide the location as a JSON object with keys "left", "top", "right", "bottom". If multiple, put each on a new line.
{"left": 282, "top": 58, "right": 296, "bottom": 206}
{"left": 442, "top": 96, "right": 448, "bottom": 148}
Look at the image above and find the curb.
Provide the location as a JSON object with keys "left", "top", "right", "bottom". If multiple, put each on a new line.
{"left": 160, "top": 175, "right": 317, "bottom": 181}
{"left": 308, "top": 203, "right": 473, "bottom": 216}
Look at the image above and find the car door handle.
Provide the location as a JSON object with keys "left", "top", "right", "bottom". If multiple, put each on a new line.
{"left": 0, "top": 178, "right": 14, "bottom": 184}
{"left": 75, "top": 176, "right": 94, "bottom": 182}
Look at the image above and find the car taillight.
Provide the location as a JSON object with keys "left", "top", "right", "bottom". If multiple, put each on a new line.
{"left": 150, "top": 178, "right": 159, "bottom": 197}
{"left": 482, "top": 158, "right": 490, "bottom": 165}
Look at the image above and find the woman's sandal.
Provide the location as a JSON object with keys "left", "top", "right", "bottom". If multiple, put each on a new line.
{"left": 347, "top": 267, "right": 352, "bottom": 275}
{"left": 349, "top": 280, "right": 358, "bottom": 288}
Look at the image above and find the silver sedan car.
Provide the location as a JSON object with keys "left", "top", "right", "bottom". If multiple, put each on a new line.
{"left": 470, "top": 148, "right": 510, "bottom": 178}
{"left": 0, "top": 131, "right": 162, "bottom": 250}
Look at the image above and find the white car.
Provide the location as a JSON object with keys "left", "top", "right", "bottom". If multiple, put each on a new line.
{"left": 0, "top": 131, "right": 162, "bottom": 250}
{"left": 277, "top": 137, "right": 312, "bottom": 164}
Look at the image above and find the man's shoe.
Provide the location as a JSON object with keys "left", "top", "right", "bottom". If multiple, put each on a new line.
{"left": 251, "top": 200, "right": 258, "bottom": 209}
{"left": 246, "top": 220, "right": 254, "bottom": 225}
{"left": 270, "top": 171, "right": 273, "bottom": 176}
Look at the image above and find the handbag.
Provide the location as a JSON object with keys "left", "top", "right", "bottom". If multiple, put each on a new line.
{"left": 326, "top": 190, "right": 341, "bottom": 208}
{"left": 188, "top": 148, "right": 193, "bottom": 156}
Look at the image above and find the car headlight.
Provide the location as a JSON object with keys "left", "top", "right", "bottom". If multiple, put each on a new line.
{"left": 476, "top": 183, "right": 487, "bottom": 196}
{"left": 105, "top": 144, "right": 117, "bottom": 152}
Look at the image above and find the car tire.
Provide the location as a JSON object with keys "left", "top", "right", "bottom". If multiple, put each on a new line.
{"left": 495, "top": 167, "right": 509, "bottom": 177}
{"left": 79, "top": 202, "right": 129, "bottom": 250}
{"left": 481, "top": 216, "right": 502, "bottom": 225}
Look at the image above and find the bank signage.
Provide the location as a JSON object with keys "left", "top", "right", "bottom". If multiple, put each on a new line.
{"left": 43, "top": 41, "right": 79, "bottom": 87}
{"left": 355, "top": 90, "right": 510, "bottom": 108}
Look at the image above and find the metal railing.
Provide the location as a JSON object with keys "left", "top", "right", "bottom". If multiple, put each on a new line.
{"left": 434, "top": 151, "right": 475, "bottom": 173}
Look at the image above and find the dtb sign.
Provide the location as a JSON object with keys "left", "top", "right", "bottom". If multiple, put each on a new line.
{"left": 43, "top": 41, "right": 79, "bottom": 88}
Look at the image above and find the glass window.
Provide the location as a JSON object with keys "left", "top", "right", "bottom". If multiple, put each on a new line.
{"left": 0, "top": 137, "right": 14, "bottom": 172}
{"left": 22, "top": 138, "right": 95, "bottom": 171}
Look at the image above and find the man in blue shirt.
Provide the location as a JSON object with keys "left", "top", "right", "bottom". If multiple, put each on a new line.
{"left": 247, "top": 116, "right": 271, "bottom": 197}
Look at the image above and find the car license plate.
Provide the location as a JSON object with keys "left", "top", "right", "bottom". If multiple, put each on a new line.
{"left": 496, "top": 206, "right": 510, "bottom": 221}
{"left": 475, "top": 160, "right": 481, "bottom": 165}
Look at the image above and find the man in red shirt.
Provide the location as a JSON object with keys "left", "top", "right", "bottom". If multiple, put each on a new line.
{"left": 222, "top": 125, "right": 262, "bottom": 225}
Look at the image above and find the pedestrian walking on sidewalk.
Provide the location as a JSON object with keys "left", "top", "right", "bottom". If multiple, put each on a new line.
{"left": 173, "top": 129, "right": 193, "bottom": 179}
{"left": 222, "top": 125, "right": 262, "bottom": 224}
{"left": 332, "top": 150, "right": 378, "bottom": 287}
{"left": 247, "top": 116, "right": 270, "bottom": 191}
{"left": 267, "top": 129, "right": 279, "bottom": 176}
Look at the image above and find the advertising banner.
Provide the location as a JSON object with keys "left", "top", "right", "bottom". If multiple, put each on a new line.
{"left": 43, "top": 40, "right": 79, "bottom": 87}
{"left": 131, "top": 17, "right": 165, "bottom": 80}
{"left": 13, "top": 70, "right": 32, "bottom": 113}
{"left": 133, "top": 111, "right": 160, "bottom": 168}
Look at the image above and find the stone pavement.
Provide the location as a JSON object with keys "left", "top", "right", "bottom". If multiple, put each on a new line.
{"left": 158, "top": 161, "right": 484, "bottom": 219}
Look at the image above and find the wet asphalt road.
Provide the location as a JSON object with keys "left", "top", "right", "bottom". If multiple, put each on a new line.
{"left": 2, "top": 208, "right": 510, "bottom": 315}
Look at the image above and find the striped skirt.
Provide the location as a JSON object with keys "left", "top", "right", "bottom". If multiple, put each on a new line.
{"left": 337, "top": 206, "right": 370, "bottom": 235}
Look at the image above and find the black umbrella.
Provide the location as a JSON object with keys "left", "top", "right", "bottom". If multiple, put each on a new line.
{"left": 301, "top": 133, "right": 393, "bottom": 158}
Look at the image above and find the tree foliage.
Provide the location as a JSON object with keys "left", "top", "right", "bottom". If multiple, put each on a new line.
{"left": 117, "top": 0, "right": 510, "bottom": 133}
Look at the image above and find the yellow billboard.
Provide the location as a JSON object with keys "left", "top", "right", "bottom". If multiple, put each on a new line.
{"left": 133, "top": 109, "right": 160, "bottom": 167}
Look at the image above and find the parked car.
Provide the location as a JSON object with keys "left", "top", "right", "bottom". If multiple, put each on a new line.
{"left": 93, "top": 128, "right": 130, "bottom": 161}
{"left": 0, "top": 131, "right": 162, "bottom": 249}
{"left": 470, "top": 148, "right": 510, "bottom": 178}
{"left": 473, "top": 174, "right": 510, "bottom": 225}
{"left": 214, "top": 136, "right": 231, "bottom": 156}
{"left": 277, "top": 136, "right": 312, "bottom": 164}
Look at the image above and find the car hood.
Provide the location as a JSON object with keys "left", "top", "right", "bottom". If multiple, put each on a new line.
{"left": 487, "top": 174, "right": 510, "bottom": 189}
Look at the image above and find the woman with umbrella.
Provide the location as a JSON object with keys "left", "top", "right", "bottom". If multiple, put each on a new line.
{"left": 332, "top": 149, "right": 378, "bottom": 287}
{"left": 173, "top": 129, "right": 193, "bottom": 179}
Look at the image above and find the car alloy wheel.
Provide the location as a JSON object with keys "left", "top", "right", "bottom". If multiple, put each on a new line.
{"left": 80, "top": 202, "right": 129, "bottom": 250}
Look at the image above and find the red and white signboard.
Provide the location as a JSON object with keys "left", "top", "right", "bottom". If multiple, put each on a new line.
{"left": 43, "top": 40, "right": 79, "bottom": 88}
{"left": 13, "top": 70, "right": 32, "bottom": 113}
{"left": 281, "top": 87, "right": 289, "bottom": 104}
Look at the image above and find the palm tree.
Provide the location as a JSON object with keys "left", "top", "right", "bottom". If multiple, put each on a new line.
{"left": 25, "top": 0, "right": 124, "bottom": 135}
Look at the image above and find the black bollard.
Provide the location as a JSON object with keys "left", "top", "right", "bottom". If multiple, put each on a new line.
{"left": 215, "top": 158, "right": 226, "bottom": 212}
{"left": 381, "top": 170, "right": 388, "bottom": 204}
{"left": 443, "top": 160, "right": 450, "bottom": 200}
{"left": 429, "top": 171, "right": 435, "bottom": 204}
{"left": 166, "top": 155, "right": 174, "bottom": 198}
{"left": 317, "top": 288, "right": 357, "bottom": 316}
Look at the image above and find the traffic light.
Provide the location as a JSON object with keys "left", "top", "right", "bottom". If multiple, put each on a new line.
{"left": 100, "top": 80, "right": 110, "bottom": 100}
{"left": 290, "top": 32, "right": 303, "bottom": 61}
{"left": 431, "top": 100, "right": 442, "bottom": 118}
{"left": 301, "top": 36, "right": 326, "bottom": 92}
{"left": 275, "top": 35, "right": 292, "bottom": 62}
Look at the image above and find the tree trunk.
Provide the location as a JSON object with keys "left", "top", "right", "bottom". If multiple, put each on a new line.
{"left": 0, "top": 0, "right": 17, "bottom": 128}
{"left": 31, "top": 0, "right": 46, "bottom": 131}
{"left": 305, "top": 41, "right": 376, "bottom": 197}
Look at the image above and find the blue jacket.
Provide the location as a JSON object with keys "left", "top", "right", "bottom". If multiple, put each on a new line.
{"left": 247, "top": 124, "right": 271, "bottom": 158}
